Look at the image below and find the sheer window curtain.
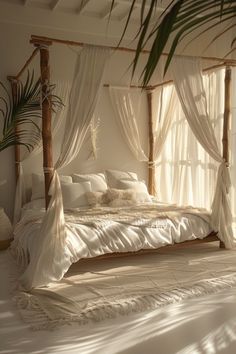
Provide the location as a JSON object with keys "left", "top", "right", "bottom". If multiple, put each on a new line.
{"left": 152, "top": 84, "right": 177, "bottom": 165}
{"left": 231, "top": 69, "right": 236, "bottom": 235}
{"left": 170, "top": 57, "right": 234, "bottom": 248}
{"left": 20, "top": 46, "right": 110, "bottom": 290}
{"left": 156, "top": 69, "right": 224, "bottom": 208}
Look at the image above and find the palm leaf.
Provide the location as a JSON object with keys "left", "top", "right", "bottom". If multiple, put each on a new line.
{"left": 0, "top": 70, "right": 64, "bottom": 153}
{"left": 116, "top": 0, "right": 236, "bottom": 85}
{"left": 0, "top": 72, "right": 40, "bottom": 152}
{"left": 0, "top": 72, "right": 41, "bottom": 152}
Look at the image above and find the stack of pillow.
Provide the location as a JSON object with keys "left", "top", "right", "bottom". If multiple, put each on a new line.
{"left": 29, "top": 169, "right": 152, "bottom": 210}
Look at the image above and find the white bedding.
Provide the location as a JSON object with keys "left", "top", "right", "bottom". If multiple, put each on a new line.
{"left": 11, "top": 202, "right": 212, "bottom": 282}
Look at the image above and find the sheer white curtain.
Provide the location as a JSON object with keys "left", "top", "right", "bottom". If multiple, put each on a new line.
{"left": 155, "top": 88, "right": 220, "bottom": 207}
{"left": 20, "top": 46, "right": 110, "bottom": 290}
{"left": 109, "top": 87, "right": 148, "bottom": 161}
{"left": 152, "top": 84, "right": 177, "bottom": 163}
{"left": 109, "top": 84, "right": 176, "bottom": 167}
{"left": 230, "top": 69, "right": 236, "bottom": 235}
{"left": 13, "top": 81, "right": 70, "bottom": 224}
{"left": 171, "top": 57, "right": 234, "bottom": 248}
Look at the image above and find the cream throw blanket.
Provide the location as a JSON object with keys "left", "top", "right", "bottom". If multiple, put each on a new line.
{"left": 13, "top": 243, "right": 236, "bottom": 330}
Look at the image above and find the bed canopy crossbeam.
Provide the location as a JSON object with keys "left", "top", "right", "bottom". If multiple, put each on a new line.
{"left": 7, "top": 47, "right": 40, "bottom": 82}
{"left": 30, "top": 34, "right": 236, "bottom": 65}
{"left": 8, "top": 34, "right": 233, "bottom": 250}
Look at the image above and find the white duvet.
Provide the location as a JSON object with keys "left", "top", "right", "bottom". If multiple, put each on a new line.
{"left": 11, "top": 202, "right": 212, "bottom": 287}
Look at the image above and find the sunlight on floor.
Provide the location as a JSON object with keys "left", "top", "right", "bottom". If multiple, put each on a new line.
{"left": 177, "top": 319, "right": 236, "bottom": 354}
{"left": 2, "top": 249, "right": 236, "bottom": 354}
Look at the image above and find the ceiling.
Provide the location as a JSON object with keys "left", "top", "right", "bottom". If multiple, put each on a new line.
{"left": 0, "top": 0, "right": 232, "bottom": 57}
{"left": 0, "top": 0, "right": 172, "bottom": 46}
{"left": 0, "top": 0, "right": 167, "bottom": 23}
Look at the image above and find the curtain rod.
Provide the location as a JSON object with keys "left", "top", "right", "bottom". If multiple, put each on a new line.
{"left": 150, "top": 62, "right": 236, "bottom": 90}
{"left": 104, "top": 62, "right": 236, "bottom": 91}
{"left": 8, "top": 35, "right": 236, "bottom": 84}
{"left": 104, "top": 83, "right": 145, "bottom": 89}
{"left": 31, "top": 34, "right": 236, "bottom": 65}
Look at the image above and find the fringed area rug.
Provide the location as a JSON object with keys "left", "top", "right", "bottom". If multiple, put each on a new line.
{"left": 13, "top": 243, "right": 236, "bottom": 330}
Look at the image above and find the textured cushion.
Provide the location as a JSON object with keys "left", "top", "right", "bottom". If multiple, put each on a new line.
{"left": 31, "top": 173, "right": 72, "bottom": 201}
{"left": 72, "top": 173, "right": 107, "bottom": 192}
{"left": 118, "top": 180, "right": 152, "bottom": 203}
{"left": 86, "top": 191, "right": 109, "bottom": 207}
{"left": 106, "top": 187, "right": 151, "bottom": 207}
{"left": 105, "top": 169, "right": 138, "bottom": 188}
{"left": 61, "top": 181, "right": 91, "bottom": 209}
{"left": 107, "top": 188, "right": 136, "bottom": 207}
{"left": 106, "top": 188, "right": 134, "bottom": 202}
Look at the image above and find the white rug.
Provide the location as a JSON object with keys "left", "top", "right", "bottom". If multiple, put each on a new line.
{"left": 13, "top": 243, "right": 236, "bottom": 330}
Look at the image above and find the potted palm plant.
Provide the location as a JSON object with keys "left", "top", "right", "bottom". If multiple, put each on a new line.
{"left": 0, "top": 72, "right": 42, "bottom": 250}
{"left": 0, "top": 71, "right": 62, "bottom": 250}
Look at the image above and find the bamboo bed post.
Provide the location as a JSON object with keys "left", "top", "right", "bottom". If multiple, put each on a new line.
{"left": 147, "top": 90, "right": 155, "bottom": 195}
{"left": 219, "top": 65, "right": 232, "bottom": 249}
{"left": 36, "top": 41, "right": 53, "bottom": 209}
{"left": 223, "top": 66, "right": 231, "bottom": 165}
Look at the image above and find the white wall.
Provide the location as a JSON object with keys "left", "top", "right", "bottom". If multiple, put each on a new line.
{"left": 0, "top": 5, "right": 234, "bottom": 219}
{"left": 0, "top": 21, "right": 151, "bottom": 218}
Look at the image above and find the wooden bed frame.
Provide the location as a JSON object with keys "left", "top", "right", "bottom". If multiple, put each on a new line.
{"left": 7, "top": 34, "right": 235, "bottom": 253}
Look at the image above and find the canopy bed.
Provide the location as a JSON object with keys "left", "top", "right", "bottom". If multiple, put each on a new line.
{"left": 7, "top": 34, "right": 236, "bottom": 292}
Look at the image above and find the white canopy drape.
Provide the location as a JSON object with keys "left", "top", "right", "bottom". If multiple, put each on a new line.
{"left": 109, "top": 84, "right": 176, "bottom": 169}
{"left": 56, "top": 46, "right": 109, "bottom": 168}
{"left": 20, "top": 46, "right": 110, "bottom": 290}
{"left": 172, "top": 57, "right": 235, "bottom": 248}
{"left": 109, "top": 87, "right": 148, "bottom": 161}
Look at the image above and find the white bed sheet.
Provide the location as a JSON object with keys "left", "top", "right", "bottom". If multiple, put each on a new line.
{"left": 12, "top": 202, "right": 212, "bottom": 277}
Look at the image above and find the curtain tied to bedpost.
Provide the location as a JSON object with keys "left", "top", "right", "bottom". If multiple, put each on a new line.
{"left": 172, "top": 57, "right": 235, "bottom": 249}
{"left": 20, "top": 45, "right": 110, "bottom": 290}
{"left": 211, "top": 160, "right": 234, "bottom": 248}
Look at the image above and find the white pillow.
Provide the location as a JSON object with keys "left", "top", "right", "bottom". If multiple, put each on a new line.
{"left": 31, "top": 173, "right": 72, "bottom": 201}
{"left": 105, "top": 169, "right": 138, "bottom": 188}
{"left": 61, "top": 181, "right": 91, "bottom": 209}
{"left": 118, "top": 180, "right": 152, "bottom": 203}
{"left": 72, "top": 173, "right": 107, "bottom": 192}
